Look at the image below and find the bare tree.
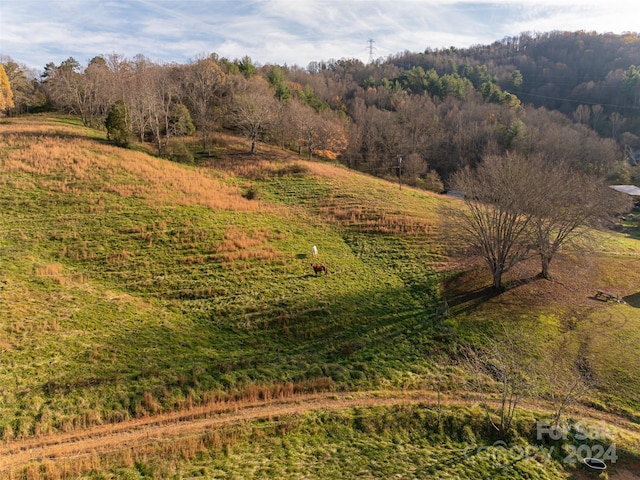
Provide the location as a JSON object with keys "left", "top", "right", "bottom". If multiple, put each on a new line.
{"left": 229, "top": 76, "right": 278, "bottom": 154}
{"left": 283, "top": 98, "right": 312, "bottom": 156}
{"left": 181, "top": 55, "right": 226, "bottom": 152}
{"left": 43, "top": 57, "right": 104, "bottom": 127}
{"left": 608, "top": 111, "right": 625, "bottom": 140}
{"left": 453, "top": 151, "right": 631, "bottom": 284}
{"left": 127, "top": 55, "right": 153, "bottom": 143}
{"left": 590, "top": 104, "right": 604, "bottom": 131}
{"left": 139, "top": 63, "right": 180, "bottom": 155}
{"left": 524, "top": 155, "right": 632, "bottom": 279}
{"left": 463, "top": 324, "right": 536, "bottom": 439}
{"left": 573, "top": 104, "right": 591, "bottom": 125}
{"left": 451, "top": 152, "right": 535, "bottom": 291}
{"left": 394, "top": 92, "right": 438, "bottom": 154}
{"left": 539, "top": 337, "right": 592, "bottom": 429}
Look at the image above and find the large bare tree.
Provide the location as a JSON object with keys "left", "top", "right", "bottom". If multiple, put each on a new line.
{"left": 181, "top": 55, "right": 226, "bottom": 152}
{"left": 525, "top": 155, "right": 632, "bottom": 279}
{"left": 229, "top": 76, "right": 278, "bottom": 154}
{"left": 451, "top": 152, "right": 535, "bottom": 291}
{"left": 452, "top": 152, "right": 632, "bottom": 286}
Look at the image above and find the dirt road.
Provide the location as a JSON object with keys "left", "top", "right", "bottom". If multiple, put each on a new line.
{"left": 0, "top": 390, "right": 638, "bottom": 477}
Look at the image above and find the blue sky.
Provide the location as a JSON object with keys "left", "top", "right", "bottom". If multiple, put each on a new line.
{"left": 1, "top": 0, "right": 639, "bottom": 72}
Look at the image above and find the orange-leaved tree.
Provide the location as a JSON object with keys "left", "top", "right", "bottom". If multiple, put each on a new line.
{"left": 0, "top": 63, "right": 15, "bottom": 113}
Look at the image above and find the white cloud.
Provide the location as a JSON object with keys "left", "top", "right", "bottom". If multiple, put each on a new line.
{"left": 1, "top": 0, "right": 638, "bottom": 71}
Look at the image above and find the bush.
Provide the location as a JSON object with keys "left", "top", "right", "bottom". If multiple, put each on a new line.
{"left": 242, "top": 183, "right": 261, "bottom": 200}
{"left": 165, "top": 139, "right": 194, "bottom": 164}
{"left": 105, "top": 100, "right": 130, "bottom": 147}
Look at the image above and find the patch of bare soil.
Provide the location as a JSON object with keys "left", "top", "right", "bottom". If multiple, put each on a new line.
{"left": 445, "top": 250, "right": 640, "bottom": 318}
{"left": 571, "top": 461, "right": 640, "bottom": 480}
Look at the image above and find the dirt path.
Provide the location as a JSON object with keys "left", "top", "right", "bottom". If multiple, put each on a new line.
{"left": 0, "top": 390, "right": 638, "bottom": 477}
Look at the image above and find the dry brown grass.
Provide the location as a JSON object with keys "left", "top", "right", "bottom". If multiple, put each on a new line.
{"left": 3, "top": 386, "right": 640, "bottom": 480}
{"left": 34, "top": 263, "right": 64, "bottom": 283}
{"left": 214, "top": 226, "right": 286, "bottom": 267}
{"left": 0, "top": 378, "right": 336, "bottom": 478}
{"left": 0, "top": 119, "right": 271, "bottom": 214}
{"left": 34, "top": 263, "right": 84, "bottom": 285}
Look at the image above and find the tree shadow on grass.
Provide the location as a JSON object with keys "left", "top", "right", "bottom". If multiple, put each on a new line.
{"left": 622, "top": 292, "right": 640, "bottom": 308}
{"left": 447, "top": 285, "right": 502, "bottom": 315}
{"left": 445, "top": 272, "right": 545, "bottom": 315}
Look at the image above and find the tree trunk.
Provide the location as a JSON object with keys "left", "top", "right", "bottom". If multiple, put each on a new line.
{"left": 540, "top": 254, "right": 552, "bottom": 280}
{"left": 492, "top": 264, "right": 504, "bottom": 291}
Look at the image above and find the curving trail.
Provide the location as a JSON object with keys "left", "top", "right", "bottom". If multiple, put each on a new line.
{"left": 0, "top": 390, "right": 638, "bottom": 477}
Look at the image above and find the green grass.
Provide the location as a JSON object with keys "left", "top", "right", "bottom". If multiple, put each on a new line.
{"left": 79, "top": 404, "right": 611, "bottom": 479}
{"left": 0, "top": 115, "right": 450, "bottom": 437}
{"left": 3, "top": 115, "right": 640, "bottom": 478}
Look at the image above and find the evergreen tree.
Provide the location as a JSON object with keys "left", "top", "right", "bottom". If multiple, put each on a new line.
{"left": 105, "top": 100, "right": 130, "bottom": 147}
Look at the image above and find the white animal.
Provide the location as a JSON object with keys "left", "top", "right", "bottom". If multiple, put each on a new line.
{"left": 311, "top": 245, "right": 318, "bottom": 257}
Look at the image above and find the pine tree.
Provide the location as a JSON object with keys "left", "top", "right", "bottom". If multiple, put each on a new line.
{"left": 105, "top": 100, "right": 130, "bottom": 147}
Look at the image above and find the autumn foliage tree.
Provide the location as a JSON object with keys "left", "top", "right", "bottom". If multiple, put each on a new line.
{"left": 1, "top": 58, "right": 43, "bottom": 114}
{"left": 0, "top": 63, "right": 15, "bottom": 113}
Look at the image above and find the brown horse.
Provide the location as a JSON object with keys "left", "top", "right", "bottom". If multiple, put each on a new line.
{"left": 311, "top": 263, "right": 327, "bottom": 276}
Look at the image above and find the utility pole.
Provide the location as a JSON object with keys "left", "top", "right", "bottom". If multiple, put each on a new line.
{"left": 398, "top": 155, "right": 403, "bottom": 190}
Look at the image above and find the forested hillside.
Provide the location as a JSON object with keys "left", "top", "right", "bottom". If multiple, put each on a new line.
{"left": 3, "top": 31, "right": 639, "bottom": 187}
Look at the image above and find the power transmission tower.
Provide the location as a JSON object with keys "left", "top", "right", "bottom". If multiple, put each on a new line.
{"left": 367, "top": 39, "right": 376, "bottom": 63}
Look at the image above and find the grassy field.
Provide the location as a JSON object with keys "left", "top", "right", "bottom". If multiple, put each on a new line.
{"left": 0, "top": 115, "right": 451, "bottom": 435}
{"left": 2, "top": 114, "right": 640, "bottom": 478}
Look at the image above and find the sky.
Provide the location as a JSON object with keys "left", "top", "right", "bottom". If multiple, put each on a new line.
{"left": 1, "top": 0, "right": 639, "bottom": 73}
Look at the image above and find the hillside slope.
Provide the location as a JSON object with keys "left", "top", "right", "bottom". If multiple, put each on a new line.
{"left": 0, "top": 115, "right": 451, "bottom": 431}
{"left": 2, "top": 115, "right": 640, "bottom": 478}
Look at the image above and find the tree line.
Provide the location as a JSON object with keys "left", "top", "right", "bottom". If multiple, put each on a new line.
{"left": 2, "top": 31, "right": 640, "bottom": 189}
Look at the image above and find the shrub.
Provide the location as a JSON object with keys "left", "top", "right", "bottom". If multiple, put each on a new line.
{"left": 104, "top": 100, "right": 130, "bottom": 147}
{"left": 242, "top": 183, "right": 261, "bottom": 200}
{"left": 165, "top": 139, "right": 194, "bottom": 164}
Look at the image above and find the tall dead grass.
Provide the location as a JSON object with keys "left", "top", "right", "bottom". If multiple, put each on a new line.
{"left": 34, "top": 263, "right": 84, "bottom": 285}
{"left": 319, "top": 204, "right": 431, "bottom": 236}
{"left": 0, "top": 378, "right": 333, "bottom": 480}
{"left": 0, "top": 122, "right": 272, "bottom": 214}
{"left": 214, "top": 227, "right": 286, "bottom": 267}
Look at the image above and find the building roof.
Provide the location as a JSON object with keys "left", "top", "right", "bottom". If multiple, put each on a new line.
{"left": 609, "top": 185, "right": 640, "bottom": 196}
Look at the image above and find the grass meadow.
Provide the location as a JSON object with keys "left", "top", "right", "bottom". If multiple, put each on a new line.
{"left": 2, "top": 114, "right": 640, "bottom": 478}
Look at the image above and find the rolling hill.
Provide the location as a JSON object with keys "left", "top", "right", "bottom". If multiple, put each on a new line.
{"left": 1, "top": 114, "right": 640, "bottom": 478}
